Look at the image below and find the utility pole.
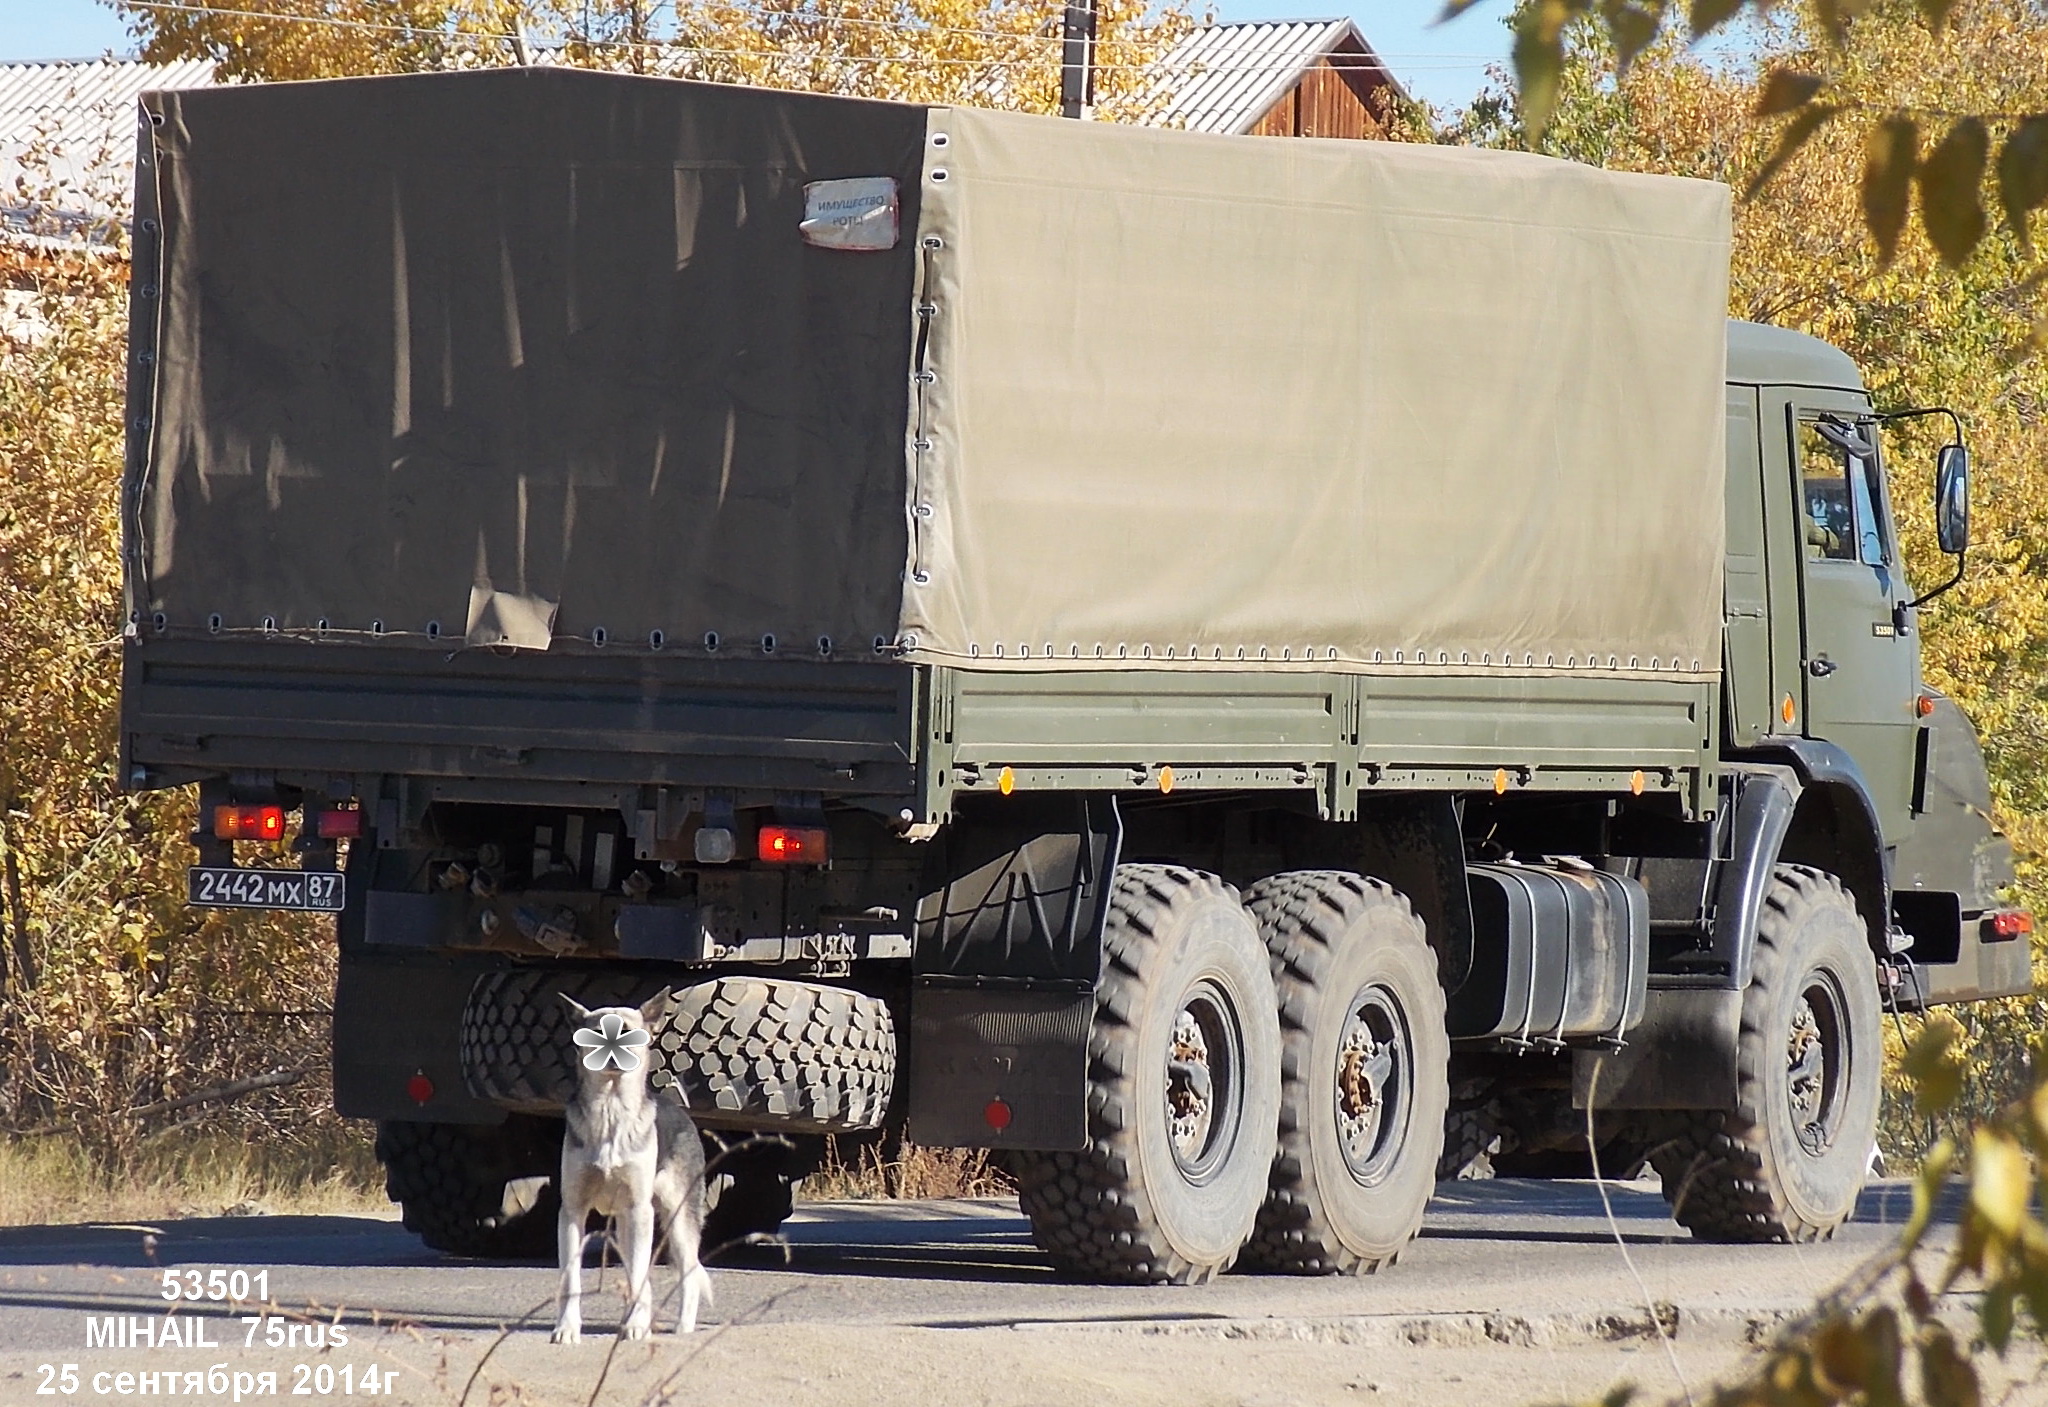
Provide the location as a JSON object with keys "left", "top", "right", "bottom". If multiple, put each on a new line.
{"left": 1059, "top": 0, "right": 1097, "bottom": 119}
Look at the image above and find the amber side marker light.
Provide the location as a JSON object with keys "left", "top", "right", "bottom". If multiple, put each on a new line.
{"left": 213, "top": 804, "right": 285, "bottom": 841}
{"left": 1988, "top": 910, "right": 2035, "bottom": 941}
{"left": 758, "top": 825, "right": 830, "bottom": 864}
{"left": 1917, "top": 695, "right": 1938, "bottom": 718}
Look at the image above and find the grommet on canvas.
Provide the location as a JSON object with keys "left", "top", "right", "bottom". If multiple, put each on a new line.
{"left": 591, "top": 626, "right": 607, "bottom": 646}
{"left": 760, "top": 634, "right": 776, "bottom": 655}
{"left": 930, "top": 168, "right": 949, "bottom": 182}
{"left": 152, "top": 612, "right": 168, "bottom": 634}
{"left": 371, "top": 619, "right": 385, "bottom": 635}
{"left": 649, "top": 630, "right": 665, "bottom": 650}
{"left": 899, "top": 632, "right": 919, "bottom": 650}
{"left": 969, "top": 643, "right": 981, "bottom": 657}
{"left": 930, "top": 132, "right": 950, "bottom": 147}
{"left": 915, "top": 502, "right": 934, "bottom": 518}
{"left": 912, "top": 438, "right": 932, "bottom": 451}
{"left": 817, "top": 636, "right": 832, "bottom": 656}
{"left": 704, "top": 631, "right": 720, "bottom": 652}
{"left": 208, "top": 613, "right": 223, "bottom": 634}
{"left": 424, "top": 619, "right": 439, "bottom": 639}
{"left": 873, "top": 635, "right": 890, "bottom": 655}
{"left": 912, "top": 570, "right": 931, "bottom": 585}
{"left": 922, "top": 234, "right": 944, "bottom": 248}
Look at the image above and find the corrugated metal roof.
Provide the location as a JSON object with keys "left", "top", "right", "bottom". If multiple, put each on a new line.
{"left": 1, "top": 58, "right": 216, "bottom": 232}
{"left": 1142, "top": 19, "right": 1399, "bottom": 136}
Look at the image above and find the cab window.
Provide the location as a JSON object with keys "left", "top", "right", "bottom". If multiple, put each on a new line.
{"left": 1798, "top": 418, "right": 1887, "bottom": 567}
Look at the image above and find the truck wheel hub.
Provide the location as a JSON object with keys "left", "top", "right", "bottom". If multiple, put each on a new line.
{"left": 1334, "top": 988, "right": 1408, "bottom": 1182}
{"left": 1164, "top": 987, "right": 1241, "bottom": 1182}
{"left": 1787, "top": 980, "right": 1845, "bottom": 1159}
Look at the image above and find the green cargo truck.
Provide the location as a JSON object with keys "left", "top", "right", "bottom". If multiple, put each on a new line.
{"left": 120, "top": 68, "right": 2028, "bottom": 1284}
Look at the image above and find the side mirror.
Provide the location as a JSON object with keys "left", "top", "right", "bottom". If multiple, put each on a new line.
{"left": 1935, "top": 443, "right": 1970, "bottom": 555}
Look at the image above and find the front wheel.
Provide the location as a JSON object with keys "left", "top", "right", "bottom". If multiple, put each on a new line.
{"left": 1650, "top": 866, "right": 1881, "bottom": 1243}
{"left": 375, "top": 1115, "right": 562, "bottom": 1259}
{"left": 1237, "top": 872, "right": 1448, "bottom": 1274}
{"left": 1013, "top": 866, "right": 1281, "bottom": 1285}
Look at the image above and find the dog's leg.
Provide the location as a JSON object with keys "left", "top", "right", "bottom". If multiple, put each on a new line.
{"left": 621, "top": 1198, "right": 656, "bottom": 1341}
{"left": 656, "top": 1185, "right": 710, "bottom": 1334}
{"left": 551, "top": 1198, "right": 585, "bottom": 1346}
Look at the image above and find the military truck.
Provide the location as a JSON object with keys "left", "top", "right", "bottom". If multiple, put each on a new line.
{"left": 119, "top": 68, "right": 2028, "bottom": 1284}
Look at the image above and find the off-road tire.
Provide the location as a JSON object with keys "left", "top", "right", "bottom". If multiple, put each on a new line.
{"left": 699, "top": 1131, "right": 823, "bottom": 1257}
{"left": 1237, "top": 872, "right": 1449, "bottom": 1274}
{"left": 1649, "top": 866, "right": 1880, "bottom": 1243}
{"left": 1012, "top": 866, "right": 1281, "bottom": 1285}
{"left": 374, "top": 1115, "right": 562, "bottom": 1259}
{"left": 1438, "top": 1084, "right": 1501, "bottom": 1182}
{"left": 461, "top": 970, "right": 895, "bottom": 1134}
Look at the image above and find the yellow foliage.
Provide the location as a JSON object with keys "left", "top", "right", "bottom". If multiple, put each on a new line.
{"left": 117, "top": 0, "right": 1197, "bottom": 120}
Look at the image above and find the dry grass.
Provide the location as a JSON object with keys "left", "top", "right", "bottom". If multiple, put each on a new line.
{"left": 0, "top": 1119, "right": 387, "bottom": 1227}
{"left": 802, "top": 1139, "right": 1016, "bottom": 1202}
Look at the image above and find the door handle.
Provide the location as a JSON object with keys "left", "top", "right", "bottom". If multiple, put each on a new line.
{"left": 1807, "top": 656, "right": 1838, "bottom": 678}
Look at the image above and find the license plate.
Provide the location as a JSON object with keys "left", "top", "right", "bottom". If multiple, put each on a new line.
{"left": 187, "top": 867, "right": 345, "bottom": 912}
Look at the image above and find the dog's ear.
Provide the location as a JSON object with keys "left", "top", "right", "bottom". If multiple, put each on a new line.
{"left": 639, "top": 987, "right": 674, "bottom": 1026}
{"left": 558, "top": 993, "right": 595, "bottom": 1023}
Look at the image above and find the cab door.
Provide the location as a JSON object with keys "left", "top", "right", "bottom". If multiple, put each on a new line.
{"left": 1783, "top": 393, "right": 1921, "bottom": 841}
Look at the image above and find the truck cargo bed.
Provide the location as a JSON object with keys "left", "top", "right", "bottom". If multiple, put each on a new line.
{"left": 122, "top": 641, "right": 917, "bottom": 796}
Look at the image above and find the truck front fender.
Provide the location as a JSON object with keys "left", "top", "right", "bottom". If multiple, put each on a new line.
{"left": 1719, "top": 741, "right": 1891, "bottom": 985}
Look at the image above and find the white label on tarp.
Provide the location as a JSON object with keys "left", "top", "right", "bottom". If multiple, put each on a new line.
{"left": 800, "top": 177, "right": 900, "bottom": 251}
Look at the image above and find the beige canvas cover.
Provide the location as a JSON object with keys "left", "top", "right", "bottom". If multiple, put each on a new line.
{"left": 901, "top": 107, "right": 1731, "bottom": 679}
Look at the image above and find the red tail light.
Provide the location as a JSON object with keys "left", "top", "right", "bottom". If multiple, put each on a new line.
{"left": 1989, "top": 910, "right": 2034, "bottom": 940}
{"left": 213, "top": 804, "right": 285, "bottom": 841}
{"left": 757, "top": 825, "right": 829, "bottom": 864}
{"left": 315, "top": 806, "right": 363, "bottom": 840}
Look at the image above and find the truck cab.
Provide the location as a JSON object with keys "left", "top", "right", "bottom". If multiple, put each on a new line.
{"left": 1722, "top": 322, "right": 2022, "bottom": 1008}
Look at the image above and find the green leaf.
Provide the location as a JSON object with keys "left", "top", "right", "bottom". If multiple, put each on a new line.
{"left": 1864, "top": 115, "right": 1919, "bottom": 266}
{"left": 1904, "top": 1137, "right": 1955, "bottom": 1250}
{"left": 1983, "top": 1285, "right": 2016, "bottom": 1354}
{"left": 1754, "top": 67, "right": 1826, "bottom": 116}
{"left": 1861, "top": 1307, "right": 1906, "bottom": 1407}
{"left": 1997, "top": 115, "right": 2048, "bottom": 255}
{"left": 1971, "top": 1126, "right": 2032, "bottom": 1238}
{"left": 1744, "top": 105, "right": 1837, "bottom": 201}
{"left": 1512, "top": 15, "right": 1567, "bottom": 150}
{"left": 1601, "top": 1, "right": 1663, "bottom": 76}
{"left": 1812, "top": 1314, "right": 1866, "bottom": 1391}
{"left": 1918, "top": 0, "right": 1961, "bottom": 34}
{"left": 1904, "top": 1016, "right": 1966, "bottom": 1113}
{"left": 1919, "top": 1324, "right": 1983, "bottom": 1407}
{"left": 1919, "top": 117, "right": 1991, "bottom": 267}
{"left": 1687, "top": 0, "right": 1744, "bottom": 40}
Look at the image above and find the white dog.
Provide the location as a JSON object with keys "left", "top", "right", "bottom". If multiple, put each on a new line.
{"left": 552, "top": 991, "right": 711, "bottom": 1344}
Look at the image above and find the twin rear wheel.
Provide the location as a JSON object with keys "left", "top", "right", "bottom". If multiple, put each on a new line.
{"left": 1013, "top": 866, "right": 1448, "bottom": 1283}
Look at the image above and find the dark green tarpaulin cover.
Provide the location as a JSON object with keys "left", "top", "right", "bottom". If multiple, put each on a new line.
{"left": 137, "top": 68, "right": 927, "bottom": 652}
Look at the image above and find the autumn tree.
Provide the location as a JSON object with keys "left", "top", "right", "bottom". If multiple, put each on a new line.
{"left": 114, "top": 0, "right": 1195, "bottom": 118}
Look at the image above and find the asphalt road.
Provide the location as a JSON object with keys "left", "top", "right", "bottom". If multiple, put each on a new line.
{"left": 0, "top": 1179, "right": 2005, "bottom": 1407}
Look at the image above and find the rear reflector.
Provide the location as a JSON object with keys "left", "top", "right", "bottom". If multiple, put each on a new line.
{"left": 983, "top": 1098, "right": 1013, "bottom": 1132}
{"left": 757, "top": 825, "right": 829, "bottom": 864}
{"left": 315, "top": 807, "right": 363, "bottom": 840}
{"left": 406, "top": 1072, "right": 435, "bottom": 1104}
{"left": 213, "top": 804, "right": 285, "bottom": 841}
{"left": 1988, "top": 910, "right": 2034, "bottom": 940}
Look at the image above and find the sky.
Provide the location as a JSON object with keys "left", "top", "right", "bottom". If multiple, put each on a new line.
{"left": 0, "top": 0, "right": 1516, "bottom": 111}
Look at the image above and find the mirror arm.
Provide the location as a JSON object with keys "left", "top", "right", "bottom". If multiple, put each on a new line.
{"left": 1904, "top": 550, "right": 1966, "bottom": 614}
{"left": 1874, "top": 404, "right": 1966, "bottom": 443}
